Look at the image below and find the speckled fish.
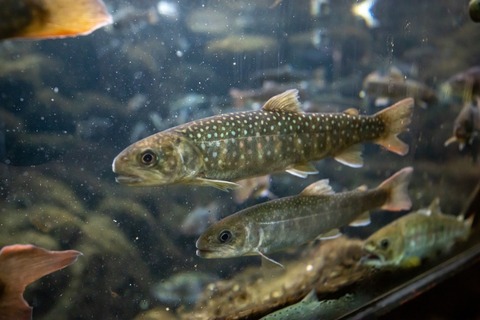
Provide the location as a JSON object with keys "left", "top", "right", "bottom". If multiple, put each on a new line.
{"left": 196, "top": 167, "right": 413, "bottom": 264}
{"left": 0, "top": 244, "right": 81, "bottom": 320}
{"left": 113, "top": 90, "right": 414, "bottom": 190}
{"left": 362, "top": 198, "right": 473, "bottom": 268}
{"left": 0, "top": 0, "right": 112, "bottom": 40}
{"left": 260, "top": 290, "right": 356, "bottom": 320}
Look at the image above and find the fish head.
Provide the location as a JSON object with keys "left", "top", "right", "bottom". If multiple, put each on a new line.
{"left": 112, "top": 133, "right": 204, "bottom": 186}
{"left": 362, "top": 224, "right": 405, "bottom": 267}
{"left": 195, "top": 218, "right": 253, "bottom": 259}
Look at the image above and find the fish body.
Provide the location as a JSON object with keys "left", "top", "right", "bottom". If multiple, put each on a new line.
{"left": 196, "top": 167, "right": 412, "bottom": 259}
{"left": 444, "top": 97, "right": 480, "bottom": 161}
{"left": 151, "top": 271, "right": 219, "bottom": 308}
{"left": 363, "top": 199, "right": 473, "bottom": 268}
{"left": 260, "top": 290, "right": 356, "bottom": 320}
{"left": 113, "top": 90, "right": 414, "bottom": 191}
{"left": 362, "top": 67, "right": 437, "bottom": 107}
{"left": 0, "top": 244, "right": 81, "bottom": 320}
{"left": 0, "top": 0, "right": 112, "bottom": 40}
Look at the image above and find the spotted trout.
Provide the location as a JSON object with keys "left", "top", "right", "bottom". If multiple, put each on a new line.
{"left": 113, "top": 90, "right": 414, "bottom": 190}
{"left": 195, "top": 167, "right": 413, "bottom": 265}
{"left": 362, "top": 198, "right": 473, "bottom": 268}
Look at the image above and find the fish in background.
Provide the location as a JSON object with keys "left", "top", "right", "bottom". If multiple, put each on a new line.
{"left": 113, "top": 89, "right": 414, "bottom": 191}
{"left": 229, "top": 81, "right": 309, "bottom": 109}
{"left": 196, "top": 167, "right": 413, "bottom": 267}
{"left": 440, "top": 66, "right": 480, "bottom": 103}
{"left": 361, "top": 66, "right": 437, "bottom": 108}
{"left": 260, "top": 290, "right": 357, "bottom": 320}
{"left": 233, "top": 175, "right": 277, "bottom": 204}
{"left": 0, "top": 0, "right": 112, "bottom": 40}
{"left": 249, "top": 65, "right": 310, "bottom": 86}
{"left": 151, "top": 271, "right": 219, "bottom": 308}
{"left": 444, "top": 97, "right": 480, "bottom": 162}
{"left": 180, "top": 201, "right": 220, "bottom": 237}
{"left": 0, "top": 244, "right": 81, "bottom": 320}
{"left": 362, "top": 198, "right": 473, "bottom": 268}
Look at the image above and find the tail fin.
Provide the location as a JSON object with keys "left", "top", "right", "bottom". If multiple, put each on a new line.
{"left": 11, "top": 0, "right": 112, "bottom": 40}
{"left": 374, "top": 98, "right": 414, "bottom": 155}
{"left": 377, "top": 167, "right": 413, "bottom": 211}
{"left": 0, "top": 244, "right": 81, "bottom": 320}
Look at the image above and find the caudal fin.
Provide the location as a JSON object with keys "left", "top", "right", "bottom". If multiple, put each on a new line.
{"left": 0, "top": 244, "right": 81, "bottom": 320}
{"left": 374, "top": 98, "right": 414, "bottom": 155}
{"left": 377, "top": 167, "right": 413, "bottom": 211}
{"left": 10, "top": 0, "right": 112, "bottom": 40}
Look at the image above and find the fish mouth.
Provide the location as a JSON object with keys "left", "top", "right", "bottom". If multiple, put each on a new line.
{"left": 196, "top": 248, "right": 216, "bottom": 258}
{"left": 115, "top": 174, "right": 143, "bottom": 185}
{"left": 360, "top": 251, "right": 384, "bottom": 266}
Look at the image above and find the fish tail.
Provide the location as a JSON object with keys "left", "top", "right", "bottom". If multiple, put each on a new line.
{"left": 0, "top": 245, "right": 81, "bottom": 319}
{"left": 378, "top": 167, "right": 413, "bottom": 211}
{"left": 18, "top": 0, "right": 112, "bottom": 39}
{"left": 374, "top": 98, "right": 414, "bottom": 155}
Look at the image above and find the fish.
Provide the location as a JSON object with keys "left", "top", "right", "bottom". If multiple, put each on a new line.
{"left": 180, "top": 201, "right": 220, "bottom": 237}
{"left": 441, "top": 66, "right": 480, "bottom": 103}
{"left": 362, "top": 198, "right": 474, "bottom": 268}
{"left": 260, "top": 290, "right": 356, "bottom": 320}
{"left": 151, "top": 271, "right": 219, "bottom": 308}
{"left": 444, "top": 97, "right": 480, "bottom": 161}
{"left": 195, "top": 167, "right": 413, "bottom": 266}
{"left": 233, "top": 175, "right": 276, "bottom": 204}
{"left": 229, "top": 82, "right": 308, "bottom": 109}
{"left": 112, "top": 89, "right": 414, "bottom": 191}
{"left": 0, "top": 244, "right": 81, "bottom": 320}
{"left": 0, "top": 0, "right": 112, "bottom": 40}
{"left": 361, "top": 66, "right": 437, "bottom": 108}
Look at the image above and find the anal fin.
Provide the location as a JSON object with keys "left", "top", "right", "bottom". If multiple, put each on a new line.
{"left": 286, "top": 162, "right": 318, "bottom": 178}
{"left": 349, "top": 212, "right": 371, "bottom": 226}
{"left": 334, "top": 144, "right": 363, "bottom": 168}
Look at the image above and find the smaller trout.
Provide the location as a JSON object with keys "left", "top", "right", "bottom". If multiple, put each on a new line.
{"left": 363, "top": 198, "right": 473, "bottom": 268}
{"left": 196, "top": 167, "right": 413, "bottom": 263}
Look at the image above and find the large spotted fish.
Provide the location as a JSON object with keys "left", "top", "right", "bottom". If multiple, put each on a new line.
{"left": 113, "top": 90, "right": 414, "bottom": 190}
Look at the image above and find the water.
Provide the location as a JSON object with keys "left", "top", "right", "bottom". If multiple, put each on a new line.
{"left": 0, "top": 0, "right": 479, "bottom": 319}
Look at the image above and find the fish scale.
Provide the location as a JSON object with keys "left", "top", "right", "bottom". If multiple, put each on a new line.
{"left": 112, "top": 89, "right": 414, "bottom": 190}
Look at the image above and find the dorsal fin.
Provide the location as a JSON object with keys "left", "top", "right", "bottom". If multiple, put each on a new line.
{"left": 344, "top": 108, "right": 359, "bottom": 116}
{"left": 428, "top": 198, "right": 442, "bottom": 215}
{"left": 300, "top": 179, "right": 335, "bottom": 196}
{"left": 262, "top": 89, "right": 302, "bottom": 113}
{"left": 389, "top": 66, "right": 404, "bottom": 80}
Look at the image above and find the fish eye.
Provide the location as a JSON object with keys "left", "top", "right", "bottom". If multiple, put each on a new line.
{"left": 140, "top": 150, "right": 157, "bottom": 166}
{"left": 218, "top": 230, "right": 233, "bottom": 243}
{"left": 380, "top": 238, "right": 390, "bottom": 249}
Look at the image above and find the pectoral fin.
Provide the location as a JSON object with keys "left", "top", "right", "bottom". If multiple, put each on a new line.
{"left": 189, "top": 178, "right": 240, "bottom": 191}
{"left": 348, "top": 212, "right": 371, "bottom": 226}
{"left": 316, "top": 228, "right": 342, "bottom": 240}
{"left": 334, "top": 144, "right": 363, "bottom": 168}
{"left": 300, "top": 179, "right": 334, "bottom": 196}
{"left": 400, "top": 256, "right": 421, "bottom": 268}
{"left": 286, "top": 163, "right": 318, "bottom": 178}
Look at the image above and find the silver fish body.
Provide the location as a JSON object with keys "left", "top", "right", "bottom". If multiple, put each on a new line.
{"left": 196, "top": 167, "right": 412, "bottom": 259}
{"left": 363, "top": 198, "right": 473, "bottom": 268}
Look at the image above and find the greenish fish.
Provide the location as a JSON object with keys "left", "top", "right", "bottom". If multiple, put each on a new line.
{"left": 260, "top": 290, "right": 356, "bottom": 320}
{"left": 363, "top": 198, "right": 474, "bottom": 268}
{"left": 112, "top": 89, "right": 414, "bottom": 190}
{"left": 195, "top": 167, "right": 413, "bottom": 265}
